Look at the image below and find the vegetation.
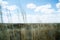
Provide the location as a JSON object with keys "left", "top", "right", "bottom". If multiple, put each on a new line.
{"left": 0, "top": 23, "right": 60, "bottom": 40}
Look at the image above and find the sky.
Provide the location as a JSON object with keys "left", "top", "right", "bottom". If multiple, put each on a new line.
{"left": 0, "top": 0, "right": 60, "bottom": 23}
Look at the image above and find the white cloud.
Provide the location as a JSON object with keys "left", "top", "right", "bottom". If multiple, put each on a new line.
{"left": 7, "top": 5, "right": 18, "bottom": 11}
{"left": 26, "top": 15, "right": 39, "bottom": 23}
{"left": 1, "top": 1, "right": 23, "bottom": 23}
{"left": 26, "top": 14, "right": 60, "bottom": 23}
{"left": 2, "top": 12, "right": 60, "bottom": 23}
{"left": 56, "top": 3, "right": 60, "bottom": 9}
{"left": 26, "top": 3, "right": 60, "bottom": 23}
{"left": 2, "top": 1, "right": 8, "bottom": 5}
{"left": 0, "top": 0, "right": 2, "bottom": 4}
{"left": 3, "top": 16, "right": 8, "bottom": 23}
{"left": 2, "top": 12, "right": 24, "bottom": 23}
{"left": 1, "top": 1, "right": 18, "bottom": 11}
{"left": 1, "top": 1, "right": 60, "bottom": 23}
{"left": 26, "top": 3, "right": 36, "bottom": 9}
{"left": 34, "top": 4, "right": 55, "bottom": 14}
{"left": 59, "top": 0, "right": 60, "bottom": 1}
{"left": 11, "top": 13, "right": 24, "bottom": 23}
{"left": 26, "top": 3, "right": 55, "bottom": 14}
{"left": 1, "top": 1, "right": 8, "bottom": 8}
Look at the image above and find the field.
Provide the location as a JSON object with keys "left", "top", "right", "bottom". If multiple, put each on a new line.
{"left": 0, "top": 23, "right": 60, "bottom": 40}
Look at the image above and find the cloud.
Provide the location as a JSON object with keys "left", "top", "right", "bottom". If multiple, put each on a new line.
{"left": 56, "top": 3, "right": 60, "bottom": 9}
{"left": 26, "top": 15, "right": 39, "bottom": 23}
{"left": 59, "top": 0, "right": 60, "bottom": 1}
{"left": 26, "top": 3, "right": 55, "bottom": 14}
{"left": 26, "top": 3, "right": 36, "bottom": 9}
{"left": 6, "top": 5, "right": 18, "bottom": 11}
{"left": 1, "top": 1, "right": 60, "bottom": 23}
{"left": 34, "top": 4, "right": 55, "bottom": 14}
{"left": 26, "top": 3, "right": 60, "bottom": 23}
{"left": 2, "top": 11, "right": 24, "bottom": 23}
{"left": 2, "top": 1, "right": 8, "bottom": 8}
{"left": 1, "top": 1, "right": 23, "bottom": 23}
{"left": 11, "top": 14, "right": 23, "bottom": 23}
{"left": 1, "top": 1, "right": 18, "bottom": 11}
{"left": 2, "top": 1, "right": 8, "bottom": 5}
{"left": 26, "top": 14, "right": 60, "bottom": 23}
{"left": 2, "top": 12, "right": 60, "bottom": 23}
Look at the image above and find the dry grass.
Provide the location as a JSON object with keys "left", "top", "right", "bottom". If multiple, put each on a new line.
{"left": 0, "top": 23, "right": 59, "bottom": 40}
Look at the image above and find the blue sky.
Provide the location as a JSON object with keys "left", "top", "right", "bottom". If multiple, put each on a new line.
{"left": 1, "top": 0, "right": 60, "bottom": 23}
{"left": 3, "top": 0, "right": 58, "bottom": 11}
